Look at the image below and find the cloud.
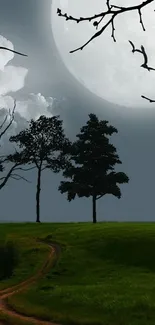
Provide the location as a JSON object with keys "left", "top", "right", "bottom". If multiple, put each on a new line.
{"left": 0, "top": 92, "right": 56, "bottom": 155}
{"left": 0, "top": 35, "right": 56, "bottom": 124}
{"left": 0, "top": 35, "right": 28, "bottom": 95}
{"left": 0, "top": 93, "right": 55, "bottom": 137}
{"left": 15, "top": 93, "right": 54, "bottom": 120}
{"left": 0, "top": 35, "right": 58, "bottom": 153}
{"left": 0, "top": 35, "right": 14, "bottom": 70}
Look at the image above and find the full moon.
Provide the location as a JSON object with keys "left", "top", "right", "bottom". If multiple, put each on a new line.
{"left": 51, "top": 0, "right": 155, "bottom": 109}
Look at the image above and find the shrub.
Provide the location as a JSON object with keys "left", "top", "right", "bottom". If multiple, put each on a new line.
{"left": 0, "top": 240, "right": 19, "bottom": 280}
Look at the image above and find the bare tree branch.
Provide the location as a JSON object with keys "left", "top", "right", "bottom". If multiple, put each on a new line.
{"left": 0, "top": 161, "right": 33, "bottom": 189}
{"left": 13, "top": 166, "right": 36, "bottom": 172}
{"left": 0, "top": 45, "right": 28, "bottom": 190}
{"left": 0, "top": 114, "right": 8, "bottom": 131}
{"left": 129, "top": 40, "right": 155, "bottom": 102}
{"left": 57, "top": 0, "right": 154, "bottom": 53}
{"left": 0, "top": 172, "right": 31, "bottom": 183}
{"left": 57, "top": 1, "right": 155, "bottom": 104}
{"left": 0, "top": 162, "right": 19, "bottom": 189}
{"left": 10, "top": 173, "right": 31, "bottom": 183}
{"left": 0, "top": 100, "right": 17, "bottom": 179}
{"left": 41, "top": 165, "right": 48, "bottom": 171}
{"left": 0, "top": 100, "right": 16, "bottom": 139}
{"left": 96, "top": 194, "right": 104, "bottom": 200}
{"left": 129, "top": 40, "right": 155, "bottom": 71}
{"left": 0, "top": 46, "right": 27, "bottom": 57}
{"left": 141, "top": 95, "right": 155, "bottom": 102}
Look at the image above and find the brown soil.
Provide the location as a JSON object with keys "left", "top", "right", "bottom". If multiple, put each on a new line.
{"left": 0, "top": 240, "right": 62, "bottom": 325}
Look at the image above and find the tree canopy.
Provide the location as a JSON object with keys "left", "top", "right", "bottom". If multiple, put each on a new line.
{"left": 59, "top": 113, "right": 129, "bottom": 223}
{"left": 7, "top": 115, "right": 70, "bottom": 222}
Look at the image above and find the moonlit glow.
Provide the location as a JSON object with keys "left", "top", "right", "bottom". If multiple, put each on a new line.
{"left": 51, "top": 0, "right": 155, "bottom": 109}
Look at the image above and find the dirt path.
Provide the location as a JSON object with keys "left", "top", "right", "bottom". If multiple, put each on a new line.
{"left": 0, "top": 240, "right": 62, "bottom": 325}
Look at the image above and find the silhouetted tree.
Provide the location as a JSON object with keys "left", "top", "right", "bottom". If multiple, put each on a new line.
{"left": 59, "top": 113, "right": 129, "bottom": 223}
{"left": 0, "top": 100, "right": 16, "bottom": 141}
{"left": 0, "top": 46, "right": 28, "bottom": 189}
{"left": 0, "top": 100, "right": 30, "bottom": 190}
{"left": 57, "top": 0, "right": 155, "bottom": 102}
{"left": 7, "top": 115, "right": 70, "bottom": 223}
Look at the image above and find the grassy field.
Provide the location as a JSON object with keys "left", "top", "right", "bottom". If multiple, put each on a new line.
{"left": 0, "top": 225, "right": 50, "bottom": 291}
{"left": 1, "top": 222, "right": 155, "bottom": 325}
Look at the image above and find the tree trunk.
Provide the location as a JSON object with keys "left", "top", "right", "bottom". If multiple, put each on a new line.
{"left": 92, "top": 195, "right": 97, "bottom": 223}
{"left": 36, "top": 167, "right": 41, "bottom": 223}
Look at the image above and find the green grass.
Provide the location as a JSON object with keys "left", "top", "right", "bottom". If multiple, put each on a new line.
{"left": 0, "top": 225, "right": 50, "bottom": 290}
{"left": 1, "top": 222, "right": 155, "bottom": 324}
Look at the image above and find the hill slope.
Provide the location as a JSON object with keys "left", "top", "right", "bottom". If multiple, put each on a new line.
{"left": 0, "top": 222, "right": 155, "bottom": 325}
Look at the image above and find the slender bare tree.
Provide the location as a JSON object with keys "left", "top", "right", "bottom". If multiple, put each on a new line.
{"left": 0, "top": 45, "right": 29, "bottom": 189}
{"left": 0, "top": 100, "right": 31, "bottom": 189}
{"left": 0, "top": 100, "right": 16, "bottom": 140}
{"left": 57, "top": 0, "right": 155, "bottom": 102}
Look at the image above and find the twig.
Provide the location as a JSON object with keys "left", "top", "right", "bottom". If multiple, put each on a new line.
{"left": 0, "top": 100, "right": 16, "bottom": 139}
{"left": 0, "top": 46, "right": 27, "bottom": 57}
{"left": 10, "top": 173, "right": 31, "bottom": 183}
{"left": 129, "top": 40, "right": 155, "bottom": 71}
{"left": 57, "top": 0, "right": 154, "bottom": 53}
{"left": 141, "top": 95, "right": 155, "bottom": 102}
{"left": 14, "top": 166, "right": 36, "bottom": 172}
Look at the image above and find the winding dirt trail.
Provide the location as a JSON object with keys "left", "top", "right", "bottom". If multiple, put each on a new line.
{"left": 0, "top": 240, "right": 62, "bottom": 325}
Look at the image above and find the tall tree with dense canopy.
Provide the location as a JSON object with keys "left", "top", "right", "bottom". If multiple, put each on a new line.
{"left": 7, "top": 115, "right": 70, "bottom": 223}
{"left": 59, "top": 113, "right": 129, "bottom": 223}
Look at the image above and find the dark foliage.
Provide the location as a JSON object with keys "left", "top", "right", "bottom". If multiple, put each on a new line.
{"left": 7, "top": 115, "right": 70, "bottom": 222}
{"left": 59, "top": 114, "right": 129, "bottom": 223}
{"left": 0, "top": 240, "right": 19, "bottom": 280}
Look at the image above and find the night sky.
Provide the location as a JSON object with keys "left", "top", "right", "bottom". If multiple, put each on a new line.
{"left": 0, "top": 0, "right": 155, "bottom": 222}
